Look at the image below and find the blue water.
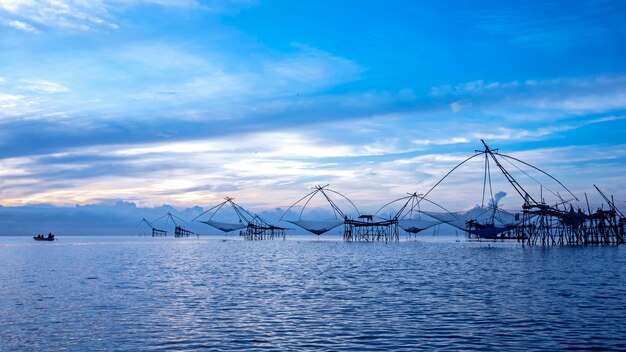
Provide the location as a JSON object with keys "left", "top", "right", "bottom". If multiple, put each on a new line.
{"left": 1, "top": 235, "right": 625, "bottom": 351}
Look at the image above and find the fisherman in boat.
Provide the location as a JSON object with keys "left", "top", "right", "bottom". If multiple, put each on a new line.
{"left": 47, "top": 232, "right": 54, "bottom": 240}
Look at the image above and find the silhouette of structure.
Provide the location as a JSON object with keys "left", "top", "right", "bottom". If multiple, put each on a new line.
{"left": 131, "top": 140, "right": 623, "bottom": 246}
{"left": 421, "top": 140, "right": 624, "bottom": 245}
{"left": 194, "top": 197, "right": 287, "bottom": 240}
{"left": 138, "top": 218, "right": 167, "bottom": 237}
{"left": 138, "top": 212, "right": 196, "bottom": 238}
{"left": 343, "top": 216, "right": 399, "bottom": 242}
{"left": 282, "top": 185, "right": 400, "bottom": 242}
{"left": 280, "top": 185, "right": 349, "bottom": 236}
{"left": 375, "top": 192, "right": 446, "bottom": 238}
{"left": 518, "top": 185, "right": 624, "bottom": 245}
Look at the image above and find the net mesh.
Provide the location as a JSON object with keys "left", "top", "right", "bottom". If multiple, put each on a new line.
{"left": 286, "top": 219, "right": 344, "bottom": 235}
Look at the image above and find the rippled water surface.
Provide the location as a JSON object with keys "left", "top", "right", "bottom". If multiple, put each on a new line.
{"left": 1, "top": 235, "right": 625, "bottom": 351}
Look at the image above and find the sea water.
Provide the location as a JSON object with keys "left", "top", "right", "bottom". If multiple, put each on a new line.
{"left": 1, "top": 235, "right": 625, "bottom": 351}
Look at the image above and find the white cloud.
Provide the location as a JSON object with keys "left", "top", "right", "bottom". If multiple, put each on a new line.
{"left": 102, "top": 43, "right": 362, "bottom": 118}
{"left": 112, "top": 0, "right": 249, "bottom": 12}
{"left": 0, "top": 93, "right": 23, "bottom": 104}
{"left": 0, "top": 0, "right": 116, "bottom": 31}
{"left": 0, "top": 0, "right": 22, "bottom": 12}
{"left": 265, "top": 45, "right": 361, "bottom": 88}
{"left": 112, "top": 130, "right": 392, "bottom": 160}
{"left": 425, "top": 75, "right": 626, "bottom": 129}
{"left": 7, "top": 19, "right": 39, "bottom": 33}
{"left": 431, "top": 75, "right": 626, "bottom": 99}
{"left": 0, "top": 127, "right": 424, "bottom": 207}
{"left": 114, "top": 43, "right": 214, "bottom": 71}
{"left": 0, "top": 76, "right": 5, "bottom": 84}
{"left": 449, "top": 100, "right": 471, "bottom": 112}
{"left": 0, "top": 93, "right": 39, "bottom": 119}
{"left": 2, "top": 125, "right": 626, "bottom": 211}
{"left": 18, "top": 79, "right": 70, "bottom": 93}
{"left": 117, "top": 0, "right": 202, "bottom": 8}
{"left": 468, "top": 115, "right": 626, "bottom": 142}
{"left": 524, "top": 92, "right": 626, "bottom": 113}
{"left": 412, "top": 137, "right": 471, "bottom": 146}
{"left": 0, "top": 39, "right": 366, "bottom": 132}
{"left": 0, "top": 0, "right": 251, "bottom": 32}
{"left": 430, "top": 79, "right": 521, "bottom": 96}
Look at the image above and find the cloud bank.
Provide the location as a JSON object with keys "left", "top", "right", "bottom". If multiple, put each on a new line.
{"left": 1, "top": 1, "right": 625, "bottom": 234}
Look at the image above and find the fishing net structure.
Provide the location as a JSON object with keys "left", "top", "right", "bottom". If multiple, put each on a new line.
{"left": 280, "top": 185, "right": 354, "bottom": 237}
{"left": 138, "top": 218, "right": 167, "bottom": 237}
{"left": 375, "top": 193, "right": 447, "bottom": 238}
{"left": 138, "top": 212, "right": 196, "bottom": 238}
{"left": 194, "top": 197, "right": 287, "bottom": 240}
{"left": 420, "top": 140, "right": 624, "bottom": 244}
{"left": 281, "top": 185, "right": 400, "bottom": 242}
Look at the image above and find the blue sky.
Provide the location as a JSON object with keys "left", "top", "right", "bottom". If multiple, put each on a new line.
{"left": 1, "top": 0, "right": 626, "bottom": 231}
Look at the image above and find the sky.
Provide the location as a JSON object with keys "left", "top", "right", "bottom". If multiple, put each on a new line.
{"left": 1, "top": 0, "right": 626, "bottom": 234}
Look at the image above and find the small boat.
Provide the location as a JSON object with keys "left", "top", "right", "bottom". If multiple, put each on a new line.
{"left": 33, "top": 234, "right": 55, "bottom": 241}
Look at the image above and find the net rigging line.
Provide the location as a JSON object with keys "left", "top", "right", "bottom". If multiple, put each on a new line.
{"left": 279, "top": 185, "right": 359, "bottom": 222}
{"left": 374, "top": 192, "right": 457, "bottom": 222}
{"left": 491, "top": 151, "right": 579, "bottom": 203}
{"left": 496, "top": 152, "right": 572, "bottom": 204}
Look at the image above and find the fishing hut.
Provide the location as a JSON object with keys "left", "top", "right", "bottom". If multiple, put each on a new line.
{"left": 343, "top": 216, "right": 399, "bottom": 242}
{"left": 138, "top": 218, "right": 167, "bottom": 237}
{"left": 587, "top": 185, "right": 625, "bottom": 243}
{"left": 194, "top": 197, "right": 287, "bottom": 240}
{"left": 282, "top": 185, "right": 399, "bottom": 242}
{"left": 519, "top": 185, "right": 624, "bottom": 245}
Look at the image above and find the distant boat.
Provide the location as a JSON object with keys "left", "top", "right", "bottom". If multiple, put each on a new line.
{"left": 33, "top": 234, "right": 55, "bottom": 241}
